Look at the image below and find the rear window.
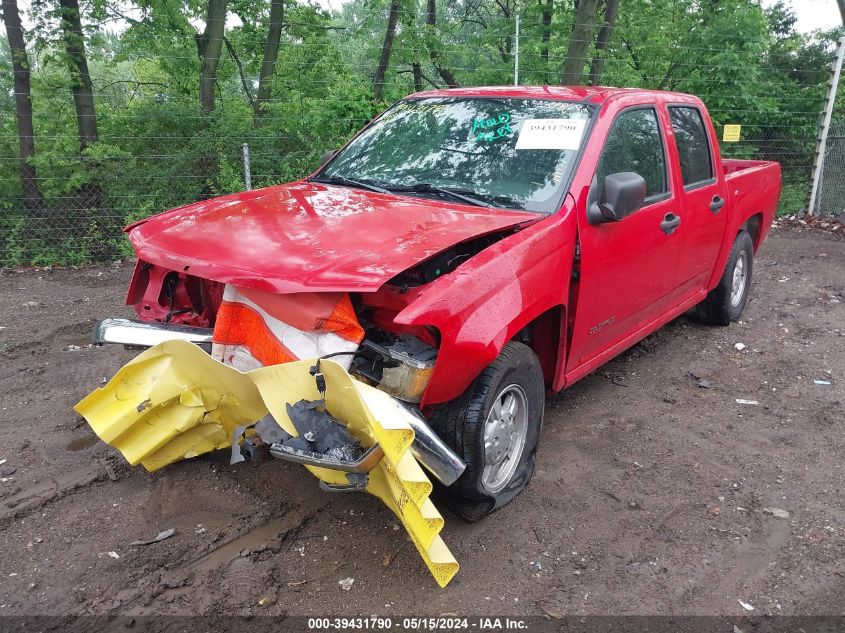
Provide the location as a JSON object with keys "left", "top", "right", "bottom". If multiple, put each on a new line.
{"left": 669, "top": 106, "right": 714, "bottom": 187}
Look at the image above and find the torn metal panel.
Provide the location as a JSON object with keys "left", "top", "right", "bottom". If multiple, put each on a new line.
{"left": 74, "top": 340, "right": 459, "bottom": 587}
{"left": 127, "top": 181, "right": 535, "bottom": 294}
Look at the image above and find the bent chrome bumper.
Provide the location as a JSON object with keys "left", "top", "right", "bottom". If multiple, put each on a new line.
{"left": 401, "top": 404, "right": 466, "bottom": 487}
{"left": 93, "top": 318, "right": 213, "bottom": 349}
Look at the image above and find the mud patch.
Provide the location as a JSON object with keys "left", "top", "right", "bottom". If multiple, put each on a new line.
{"left": 65, "top": 434, "right": 99, "bottom": 452}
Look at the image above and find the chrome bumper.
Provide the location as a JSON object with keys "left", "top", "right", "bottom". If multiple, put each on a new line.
{"left": 92, "top": 318, "right": 213, "bottom": 349}
{"left": 401, "top": 404, "right": 466, "bottom": 486}
{"left": 268, "top": 416, "right": 465, "bottom": 487}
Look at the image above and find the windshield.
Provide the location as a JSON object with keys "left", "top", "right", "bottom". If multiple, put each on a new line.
{"left": 315, "top": 97, "right": 594, "bottom": 213}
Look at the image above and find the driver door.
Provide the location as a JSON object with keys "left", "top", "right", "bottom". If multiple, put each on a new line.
{"left": 567, "top": 105, "right": 684, "bottom": 371}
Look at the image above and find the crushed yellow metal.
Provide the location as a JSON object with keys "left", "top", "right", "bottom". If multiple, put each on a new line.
{"left": 74, "top": 340, "right": 459, "bottom": 587}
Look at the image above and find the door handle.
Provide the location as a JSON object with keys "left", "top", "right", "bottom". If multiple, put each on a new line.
{"left": 660, "top": 212, "right": 681, "bottom": 235}
{"left": 709, "top": 195, "right": 725, "bottom": 214}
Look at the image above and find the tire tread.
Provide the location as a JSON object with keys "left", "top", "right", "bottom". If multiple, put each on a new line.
{"left": 429, "top": 341, "right": 544, "bottom": 522}
{"left": 696, "top": 230, "right": 754, "bottom": 325}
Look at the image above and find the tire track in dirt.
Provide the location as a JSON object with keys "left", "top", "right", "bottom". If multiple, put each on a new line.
{"left": 0, "top": 462, "right": 106, "bottom": 524}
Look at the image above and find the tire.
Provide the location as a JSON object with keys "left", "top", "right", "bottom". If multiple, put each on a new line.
{"left": 696, "top": 230, "right": 754, "bottom": 326}
{"left": 429, "top": 341, "right": 544, "bottom": 522}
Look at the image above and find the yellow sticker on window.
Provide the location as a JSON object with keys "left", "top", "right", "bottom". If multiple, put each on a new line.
{"left": 723, "top": 124, "right": 742, "bottom": 142}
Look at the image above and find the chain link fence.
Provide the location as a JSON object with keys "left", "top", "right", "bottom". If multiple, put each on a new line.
{"left": 811, "top": 118, "right": 845, "bottom": 218}
{"left": 0, "top": 14, "right": 838, "bottom": 268}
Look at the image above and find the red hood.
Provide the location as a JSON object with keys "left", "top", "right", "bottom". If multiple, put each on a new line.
{"left": 128, "top": 182, "right": 540, "bottom": 293}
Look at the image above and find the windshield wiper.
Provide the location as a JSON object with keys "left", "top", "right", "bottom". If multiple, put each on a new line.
{"left": 311, "top": 175, "right": 390, "bottom": 194}
{"left": 386, "top": 183, "right": 495, "bottom": 208}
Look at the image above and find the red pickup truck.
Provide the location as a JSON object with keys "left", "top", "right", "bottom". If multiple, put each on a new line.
{"left": 99, "top": 86, "right": 780, "bottom": 520}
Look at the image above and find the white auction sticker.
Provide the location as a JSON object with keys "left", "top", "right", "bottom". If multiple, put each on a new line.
{"left": 515, "top": 118, "right": 587, "bottom": 150}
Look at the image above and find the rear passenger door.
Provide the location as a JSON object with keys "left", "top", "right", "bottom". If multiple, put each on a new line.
{"left": 667, "top": 105, "right": 728, "bottom": 294}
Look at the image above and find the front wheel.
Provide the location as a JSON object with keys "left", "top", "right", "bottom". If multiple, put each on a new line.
{"left": 430, "top": 341, "right": 544, "bottom": 522}
{"left": 696, "top": 230, "right": 754, "bottom": 325}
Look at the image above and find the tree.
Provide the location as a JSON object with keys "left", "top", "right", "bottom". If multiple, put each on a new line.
{"left": 561, "top": 0, "right": 601, "bottom": 85}
{"left": 540, "top": 0, "right": 553, "bottom": 66}
{"left": 426, "top": 0, "right": 459, "bottom": 87}
{"left": 374, "top": 0, "right": 401, "bottom": 100}
{"left": 254, "top": 0, "right": 284, "bottom": 125}
{"left": 1, "top": 0, "right": 43, "bottom": 212}
{"left": 58, "top": 0, "right": 98, "bottom": 148}
{"left": 411, "top": 61, "right": 423, "bottom": 91}
{"left": 199, "top": 0, "right": 228, "bottom": 114}
{"left": 0, "top": 0, "right": 840, "bottom": 266}
{"left": 56, "top": 0, "right": 109, "bottom": 256}
{"left": 588, "top": 0, "right": 619, "bottom": 85}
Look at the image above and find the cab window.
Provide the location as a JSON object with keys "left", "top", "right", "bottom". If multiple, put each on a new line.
{"left": 596, "top": 107, "right": 668, "bottom": 202}
{"left": 669, "top": 106, "right": 714, "bottom": 187}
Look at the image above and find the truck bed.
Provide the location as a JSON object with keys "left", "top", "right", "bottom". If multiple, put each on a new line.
{"left": 722, "top": 158, "right": 778, "bottom": 177}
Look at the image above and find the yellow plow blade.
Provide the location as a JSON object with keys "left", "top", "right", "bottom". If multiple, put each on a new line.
{"left": 73, "top": 341, "right": 268, "bottom": 471}
{"left": 74, "top": 340, "right": 459, "bottom": 587}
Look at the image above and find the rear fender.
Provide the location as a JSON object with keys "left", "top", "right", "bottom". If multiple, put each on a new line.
{"left": 707, "top": 163, "right": 780, "bottom": 290}
{"left": 395, "top": 212, "right": 576, "bottom": 408}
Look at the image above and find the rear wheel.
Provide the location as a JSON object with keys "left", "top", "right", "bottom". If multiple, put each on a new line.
{"left": 696, "top": 230, "right": 754, "bottom": 325}
{"left": 430, "top": 341, "right": 544, "bottom": 522}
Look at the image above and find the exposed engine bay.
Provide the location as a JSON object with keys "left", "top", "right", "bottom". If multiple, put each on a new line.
{"left": 387, "top": 232, "right": 506, "bottom": 288}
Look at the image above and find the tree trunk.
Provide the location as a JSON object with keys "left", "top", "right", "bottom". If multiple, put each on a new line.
{"left": 837, "top": 0, "right": 845, "bottom": 24}
{"left": 2, "top": 0, "right": 43, "bottom": 213}
{"left": 412, "top": 62, "right": 423, "bottom": 92}
{"left": 224, "top": 36, "right": 254, "bottom": 109}
{"left": 254, "top": 0, "right": 283, "bottom": 125}
{"left": 58, "top": 0, "right": 98, "bottom": 148}
{"left": 426, "top": 0, "right": 460, "bottom": 87}
{"left": 561, "top": 0, "right": 600, "bottom": 85}
{"left": 587, "top": 0, "right": 619, "bottom": 86}
{"left": 58, "top": 0, "right": 113, "bottom": 259}
{"left": 199, "top": 0, "right": 228, "bottom": 115}
{"left": 540, "top": 0, "right": 553, "bottom": 66}
{"left": 374, "top": 0, "right": 401, "bottom": 100}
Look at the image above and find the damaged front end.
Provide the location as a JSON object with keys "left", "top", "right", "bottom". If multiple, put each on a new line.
{"left": 78, "top": 252, "right": 488, "bottom": 587}
{"left": 103, "top": 259, "right": 446, "bottom": 405}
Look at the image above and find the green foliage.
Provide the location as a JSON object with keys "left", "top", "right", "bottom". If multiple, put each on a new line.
{"left": 777, "top": 181, "right": 809, "bottom": 217}
{"left": 0, "top": 0, "right": 840, "bottom": 266}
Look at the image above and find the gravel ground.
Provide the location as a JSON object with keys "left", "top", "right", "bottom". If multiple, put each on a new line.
{"left": 0, "top": 224, "right": 842, "bottom": 617}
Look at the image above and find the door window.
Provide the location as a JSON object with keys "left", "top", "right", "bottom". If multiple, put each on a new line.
{"left": 596, "top": 108, "right": 668, "bottom": 202}
{"left": 669, "top": 106, "right": 714, "bottom": 187}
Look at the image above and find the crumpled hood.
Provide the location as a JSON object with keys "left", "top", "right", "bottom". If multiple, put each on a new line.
{"left": 128, "top": 182, "right": 540, "bottom": 293}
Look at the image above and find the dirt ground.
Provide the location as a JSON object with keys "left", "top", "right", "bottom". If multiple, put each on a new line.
{"left": 0, "top": 224, "right": 842, "bottom": 618}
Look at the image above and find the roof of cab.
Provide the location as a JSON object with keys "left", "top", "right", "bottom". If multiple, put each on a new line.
{"left": 407, "top": 85, "right": 698, "bottom": 106}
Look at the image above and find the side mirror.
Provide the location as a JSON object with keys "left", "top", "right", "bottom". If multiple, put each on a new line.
{"left": 319, "top": 149, "right": 338, "bottom": 165}
{"left": 587, "top": 172, "right": 647, "bottom": 224}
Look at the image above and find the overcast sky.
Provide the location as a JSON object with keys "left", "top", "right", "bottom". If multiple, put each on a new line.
{"left": 762, "top": 0, "right": 841, "bottom": 32}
